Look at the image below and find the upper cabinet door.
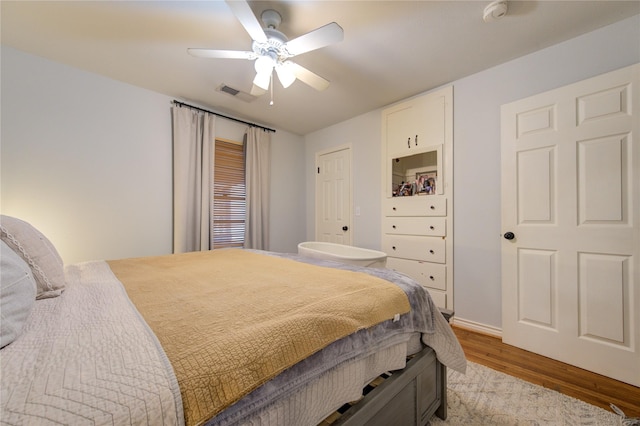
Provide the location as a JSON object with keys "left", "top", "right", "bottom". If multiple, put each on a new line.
{"left": 385, "top": 101, "right": 417, "bottom": 158}
{"left": 421, "top": 94, "right": 446, "bottom": 146}
{"left": 384, "top": 94, "right": 446, "bottom": 158}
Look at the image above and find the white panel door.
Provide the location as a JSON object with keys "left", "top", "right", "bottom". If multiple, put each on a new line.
{"left": 315, "top": 146, "right": 352, "bottom": 244}
{"left": 501, "top": 64, "right": 639, "bottom": 386}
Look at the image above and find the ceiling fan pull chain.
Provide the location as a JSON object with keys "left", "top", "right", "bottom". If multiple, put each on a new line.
{"left": 270, "top": 73, "right": 274, "bottom": 106}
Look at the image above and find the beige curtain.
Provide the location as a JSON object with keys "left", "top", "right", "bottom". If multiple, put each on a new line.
{"left": 171, "top": 106, "right": 215, "bottom": 253}
{"left": 244, "top": 127, "right": 271, "bottom": 250}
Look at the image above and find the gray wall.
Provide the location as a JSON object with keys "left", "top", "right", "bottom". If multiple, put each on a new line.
{"left": 304, "top": 14, "right": 640, "bottom": 330}
{"left": 1, "top": 46, "right": 305, "bottom": 264}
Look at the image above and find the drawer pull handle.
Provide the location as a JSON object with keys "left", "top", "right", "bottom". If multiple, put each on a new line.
{"left": 430, "top": 205, "right": 435, "bottom": 210}
{"left": 429, "top": 250, "right": 435, "bottom": 254}
{"left": 415, "top": 135, "right": 418, "bottom": 146}
{"left": 392, "top": 225, "right": 396, "bottom": 229}
{"left": 429, "top": 226, "right": 435, "bottom": 230}
{"left": 407, "top": 137, "right": 411, "bottom": 148}
{"left": 393, "top": 207, "right": 397, "bottom": 211}
{"left": 392, "top": 246, "right": 397, "bottom": 250}
{"left": 429, "top": 275, "right": 435, "bottom": 281}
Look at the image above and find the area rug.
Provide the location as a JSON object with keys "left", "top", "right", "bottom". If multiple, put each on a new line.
{"left": 429, "top": 361, "right": 624, "bottom": 425}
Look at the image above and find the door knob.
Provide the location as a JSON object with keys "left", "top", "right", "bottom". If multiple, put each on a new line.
{"left": 342, "top": 226, "right": 348, "bottom": 231}
{"left": 503, "top": 232, "right": 515, "bottom": 240}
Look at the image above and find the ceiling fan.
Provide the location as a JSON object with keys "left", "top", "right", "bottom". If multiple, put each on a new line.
{"left": 188, "top": 0, "right": 343, "bottom": 96}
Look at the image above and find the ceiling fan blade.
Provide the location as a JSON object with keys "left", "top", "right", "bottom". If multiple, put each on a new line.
{"left": 288, "top": 62, "right": 330, "bottom": 91}
{"left": 225, "top": 0, "right": 267, "bottom": 43}
{"left": 284, "top": 22, "right": 344, "bottom": 56}
{"left": 187, "top": 48, "right": 254, "bottom": 59}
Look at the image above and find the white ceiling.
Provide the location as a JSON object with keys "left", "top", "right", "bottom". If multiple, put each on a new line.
{"left": 2, "top": 1, "right": 639, "bottom": 135}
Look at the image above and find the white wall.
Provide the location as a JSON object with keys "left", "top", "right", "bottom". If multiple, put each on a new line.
{"left": 304, "top": 110, "right": 382, "bottom": 250}
{"left": 453, "top": 14, "right": 639, "bottom": 329}
{"left": 3, "top": 14, "right": 638, "bottom": 329}
{"left": 304, "top": 14, "right": 640, "bottom": 330}
{"left": 1, "top": 46, "right": 305, "bottom": 264}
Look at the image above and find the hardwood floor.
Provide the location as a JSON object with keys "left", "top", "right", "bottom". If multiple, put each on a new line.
{"left": 452, "top": 325, "right": 640, "bottom": 418}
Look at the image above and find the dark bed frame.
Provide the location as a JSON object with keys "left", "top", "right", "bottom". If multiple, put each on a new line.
{"left": 335, "top": 345, "right": 447, "bottom": 426}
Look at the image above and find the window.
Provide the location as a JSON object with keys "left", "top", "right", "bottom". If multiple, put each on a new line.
{"left": 212, "top": 139, "right": 245, "bottom": 248}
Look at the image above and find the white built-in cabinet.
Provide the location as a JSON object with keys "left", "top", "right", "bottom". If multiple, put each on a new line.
{"left": 381, "top": 86, "right": 453, "bottom": 309}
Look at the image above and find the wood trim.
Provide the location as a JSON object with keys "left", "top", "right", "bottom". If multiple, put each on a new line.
{"left": 452, "top": 325, "right": 640, "bottom": 418}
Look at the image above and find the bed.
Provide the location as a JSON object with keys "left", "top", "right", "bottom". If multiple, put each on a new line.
{"left": 0, "top": 215, "right": 466, "bottom": 426}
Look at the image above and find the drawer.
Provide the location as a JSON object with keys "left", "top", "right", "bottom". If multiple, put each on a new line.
{"left": 386, "top": 257, "right": 447, "bottom": 290}
{"left": 383, "top": 217, "right": 446, "bottom": 237}
{"left": 382, "top": 235, "right": 446, "bottom": 263}
{"left": 425, "top": 289, "right": 446, "bottom": 309}
{"left": 383, "top": 196, "right": 446, "bottom": 216}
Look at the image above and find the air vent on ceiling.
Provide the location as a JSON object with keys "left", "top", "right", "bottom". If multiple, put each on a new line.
{"left": 216, "top": 84, "right": 258, "bottom": 103}
{"left": 221, "top": 85, "right": 239, "bottom": 96}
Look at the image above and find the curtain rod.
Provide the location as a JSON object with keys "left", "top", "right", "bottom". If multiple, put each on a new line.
{"left": 172, "top": 100, "right": 276, "bottom": 133}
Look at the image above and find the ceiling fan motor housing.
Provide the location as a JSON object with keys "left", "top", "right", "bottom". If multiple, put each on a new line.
{"left": 252, "top": 28, "right": 291, "bottom": 64}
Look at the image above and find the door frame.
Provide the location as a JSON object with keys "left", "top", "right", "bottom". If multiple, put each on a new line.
{"left": 315, "top": 144, "right": 353, "bottom": 244}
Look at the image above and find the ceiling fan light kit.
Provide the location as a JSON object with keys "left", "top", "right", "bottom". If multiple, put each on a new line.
{"left": 483, "top": 0, "right": 508, "bottom": 23}
{"left": 188, "top": 0, "right": 343, "bottom": 101}
{"left": 275, "top": 63, "right": 296, "bottom": 88}
{"left": 253, "top": 67, "right": 272, "bottom": 91}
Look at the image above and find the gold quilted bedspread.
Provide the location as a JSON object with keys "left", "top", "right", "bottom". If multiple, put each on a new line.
{"left": 108, "top": 249, "right": 410, "bottom": 426}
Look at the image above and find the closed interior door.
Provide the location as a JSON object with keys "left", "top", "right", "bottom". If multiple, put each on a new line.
{"left": 315, "top": 146, "right": 352, "bottom": 244}
{"left": 501, "top": 64, "right": 639, "bottom": 386}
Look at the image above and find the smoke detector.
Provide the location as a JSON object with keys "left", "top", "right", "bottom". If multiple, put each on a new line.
{"left": 483, "top": 0, "right": 508, "bottom": 22}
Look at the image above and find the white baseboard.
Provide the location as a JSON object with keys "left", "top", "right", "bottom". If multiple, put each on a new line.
{"left": 451, "top": 317, "right": 503, "bottom": 338}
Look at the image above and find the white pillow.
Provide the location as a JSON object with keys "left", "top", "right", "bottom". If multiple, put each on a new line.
{"left": 0, "top": 215, "right": 65, "bottom": 299}
{"left": 1, "top": 240, "right": 37, "bottom": 348}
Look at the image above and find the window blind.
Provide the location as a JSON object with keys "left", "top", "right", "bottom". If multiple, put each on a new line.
{"left": 213, "top": 140, "right": 245, "bottom": 248}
